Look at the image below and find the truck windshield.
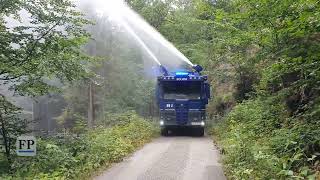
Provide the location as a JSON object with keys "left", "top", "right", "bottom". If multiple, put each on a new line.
{"left": 162, "top": 81, "right": 201, "bottom": 100}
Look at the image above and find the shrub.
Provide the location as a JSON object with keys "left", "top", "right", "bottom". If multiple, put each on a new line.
{"left": 213, "top": 98, "right": 319, "bottom": 179}
{"left": 0, "top": 112, "right": 158, "bottom": 179}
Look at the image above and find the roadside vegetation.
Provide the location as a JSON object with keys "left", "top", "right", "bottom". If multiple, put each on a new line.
{"left": 209, "top": 0, "right": 320, "bottom": 178}
{"left": 0, "top": 112, "right": 158, "bottom": 179}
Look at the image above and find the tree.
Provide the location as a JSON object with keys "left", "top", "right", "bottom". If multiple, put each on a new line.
{"left": 0, "top": 95, "right": 28, "bottom": 167}
{"left": 0, "top": 0, "right": 91, "bottom": 96}
{"left": 0, "top": 0, "right": 92, "bottom": 166}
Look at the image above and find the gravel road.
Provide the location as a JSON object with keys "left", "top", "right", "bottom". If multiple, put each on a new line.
{"left": 95, "top": 136, "right": 226, "bottom": 180}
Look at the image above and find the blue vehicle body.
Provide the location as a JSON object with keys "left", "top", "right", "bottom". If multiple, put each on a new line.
{"left": 156, "top": 65, "right": 210, "bottom": 136}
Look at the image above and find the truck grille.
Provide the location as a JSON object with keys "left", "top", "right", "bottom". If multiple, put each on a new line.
{"left": 175, "top": 103, "right": 188, "bottom": 125}
{"left": 188, "top": 111, "right": 201, "bottom": 121}
{"left": 161, "top": 110, "right": 175, "bottom": 122}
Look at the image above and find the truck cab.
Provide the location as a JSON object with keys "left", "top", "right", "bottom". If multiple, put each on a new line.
{"left": 156, "top": 65, "right": 210, "bottom": 136}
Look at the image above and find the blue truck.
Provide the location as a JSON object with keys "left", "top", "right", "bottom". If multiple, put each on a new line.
{"left": 156, "top": 65, "right": 210, "bottom": 136}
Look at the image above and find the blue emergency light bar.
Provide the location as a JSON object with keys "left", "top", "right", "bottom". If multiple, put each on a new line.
{"left": 158, "top": 64, "right": 203, "bottom": 76}
{"left": 175, "top": 72, "right": 189, "bottom": 76}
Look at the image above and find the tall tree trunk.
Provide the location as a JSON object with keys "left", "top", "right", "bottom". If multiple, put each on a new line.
{"left": 88, "top": 82, "right": 94, "bottom": 128}
{"left": 0, "top": 111, "right": 12, "bottom": 166}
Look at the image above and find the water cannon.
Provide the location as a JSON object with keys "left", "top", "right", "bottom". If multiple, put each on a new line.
{"left": 192, "top": 64, "right": 203, "bottom": 74}
{"left": 159, "top": 65, "right": 169, "bottom": 76}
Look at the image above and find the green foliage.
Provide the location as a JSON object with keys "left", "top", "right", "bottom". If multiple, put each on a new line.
{"left": 0, "top": 0, "right": 92, "bottom": 97}
{"left": 0, "top": 95, "right": 28, "bottom": 167}
{"left": 214, "top": 97, "right": 320, "bottom": 179}
{"left": 187, "top": 0, "right": 320, "bottom": 178}
{"left": 0, "top": 112, "right": 158, "bottom": 179}
{"left": 1, "top": 0, "right": 319, "bottom": 179}
{"left": 0, "top": 0, "right": 93, "bottom": 171}
{"left": 122, "top": 1, "right": 320, "bottom": 178}
{"left": 56, "top": 109, "right": 87, "bottom": 134}
{"left": 98, "top": 111, "right": 140, "bottom": 127}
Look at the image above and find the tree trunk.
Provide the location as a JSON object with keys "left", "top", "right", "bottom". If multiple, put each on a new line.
{"left": 88, "top": 81, "right": 94, "bottom": 128}
{"left": 0, "top": 112, "right": 12, "bottom": 166}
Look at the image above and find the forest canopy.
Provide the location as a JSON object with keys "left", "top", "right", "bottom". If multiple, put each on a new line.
{"left": 0, "top": 0, "right": 319, "bottom": 179}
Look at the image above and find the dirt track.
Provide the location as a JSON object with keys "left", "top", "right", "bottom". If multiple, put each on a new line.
{"left": 95, "top": 136, "right": 226, "bottom": 180}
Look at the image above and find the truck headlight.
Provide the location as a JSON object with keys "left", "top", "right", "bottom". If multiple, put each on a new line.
{"left": 160, "top": 121, "right": 164, "bottom": 126}
{"left": 201, "top": 121, "right": 205, "bottom": 126}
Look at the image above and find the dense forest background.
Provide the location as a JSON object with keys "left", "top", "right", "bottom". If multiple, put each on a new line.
{"left": 0, "top": 0, "right": 319, "bottom": 179}
{"left": 127, "top": 0, "right": 320, "bottom": 178}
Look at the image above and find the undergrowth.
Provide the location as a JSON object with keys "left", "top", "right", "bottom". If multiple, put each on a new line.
{"left": 213, "top": 98, "right": 320, "bottom": 179}
{"left": 0, "top": 113, "right": 158, "bottom": 179}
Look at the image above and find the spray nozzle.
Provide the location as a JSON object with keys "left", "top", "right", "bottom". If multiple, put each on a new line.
{"left": 193, "top": 64, "right": 203, "bottom": 73}
{"left": 159, "top": 65, "right": 169, "bottom": 76}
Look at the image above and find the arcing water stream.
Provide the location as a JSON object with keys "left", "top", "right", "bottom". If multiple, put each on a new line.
{"left": 78, "top": 0, "right": 194, "bottom": 69}
{"left": 120, "top": 18, "right": 161, "bottom": 66}
{"left": 120, "top": 2, "right": 194, "bottom": 66}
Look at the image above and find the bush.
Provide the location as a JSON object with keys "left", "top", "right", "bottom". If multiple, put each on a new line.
{"left": 0, "top": 112, "right": 158, "bottom": 179}
{"left": 213, "top": 98, "right": 320, "bottom": 179}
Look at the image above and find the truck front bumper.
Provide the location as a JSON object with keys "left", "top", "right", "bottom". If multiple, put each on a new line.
{"left": 160, "top": 120, "right": 205, "bottom": 127}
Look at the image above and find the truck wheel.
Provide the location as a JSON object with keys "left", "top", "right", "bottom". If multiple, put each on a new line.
{"left": 198, "top": 127, "right": 204, "bottom": 137}
{"left": 193, "top": 127, "right": 204, "bottom": 137}
{"left": 161, "top": 128, "right": 168, "bottom": 136}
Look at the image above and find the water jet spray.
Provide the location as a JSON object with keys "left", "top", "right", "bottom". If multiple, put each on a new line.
{"left": 122, "top": 7, "right": 194, "bottom": 67}
{"left": 119, "top": 17, "right": 161, "bottom": 66}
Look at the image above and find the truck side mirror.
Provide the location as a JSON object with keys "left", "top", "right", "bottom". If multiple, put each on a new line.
{"left": 156, "top": 84, "right": 161, "bottom": 103}
{"left": 205, "top": 83, "right": 211, "bottom": 99}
